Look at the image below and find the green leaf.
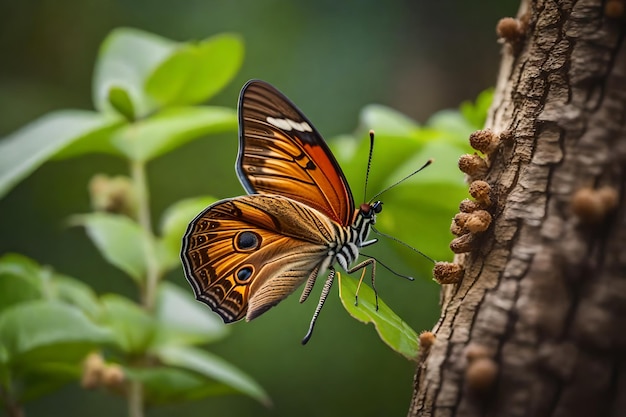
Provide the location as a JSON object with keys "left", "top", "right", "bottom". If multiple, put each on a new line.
{"left": 360, "top": 104, "right": 420, "bottom": 136}
{"left": 153, "top": 282, "right": 227, "bottom": 347}
{"left": 108, "top": 86, "right": 136, "bottom": 121}
{"left": 126, "top": 366, "right": 238, "bottom": 405}
{"left": 146, "top": 33, "right": 244, "bottom": 106}
{"left": 377, "top": 140, "right": 468, "bottom": 267}
{"left": 332, "top": 130, "right": 428, "bottom": 202}
{"left": 51, "top": 275, "right": 101, "bottom": 318}
{"left": 0, "top": 110, "right": 122, "bottom": 199}
{"left": 93, "top": 27, "right": 175, "bottom": 117}
{"left": 337, "top": 273, "right": 419, "bottom": 361}
{"left": 156, "top": 345, "right": 270, "bottom": 406}
{"left": 0, "top": 254, "right": 44, "bottom": 311}
{"left": 111, "top": 106, "right": 237, "bottom": 162}
{"left": 460, "top": 87, "right": 494, "bottom": 129}
{"left": 0, "top": 254, "right": 102, "bottom": 317}
{"left": 159, "top": 196, "right": 217, "bottom": 270}
{"left": 74, "top": 213, "right": 149, "bottom": 283}
{"left": 0, "top": 301, "right": 112, "bottom": 369}
{"left": 426, "top": 109, "right": 476, "bottom": 147}
{"left": 100, "top": 294, "right": 156, "bottom": 354}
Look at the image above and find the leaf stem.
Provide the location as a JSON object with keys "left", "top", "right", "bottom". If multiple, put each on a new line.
{"left": 130, "top": 159, "right": 161, "bottom": 311}
{"left": 128, "top": 159, "right": 161, "bottom": 417}
{"left": 128, "top": 379, "right": 144, "bottom": 417}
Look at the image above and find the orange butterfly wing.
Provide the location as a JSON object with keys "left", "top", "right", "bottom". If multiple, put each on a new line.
{"left": 236, "top": 80, "right": 355, "bottom": 227}
{"left": 181, "top": 194, "right": 337, "bottom": 322}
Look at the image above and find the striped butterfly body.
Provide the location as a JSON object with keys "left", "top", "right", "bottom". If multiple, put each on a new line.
{"left": 181, "top": 80, "right": 381, "bottom": 343}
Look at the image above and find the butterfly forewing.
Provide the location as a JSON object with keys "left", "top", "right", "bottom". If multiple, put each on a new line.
{"left": 181, "top": 194, "right": 337, "bottom": 322}
{"left": 237, "top": 80, "right": 355, "bottom": 227}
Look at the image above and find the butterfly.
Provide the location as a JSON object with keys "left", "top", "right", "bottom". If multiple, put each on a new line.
{"left": 181, "top": 80, "right": 385, "bottom": 344}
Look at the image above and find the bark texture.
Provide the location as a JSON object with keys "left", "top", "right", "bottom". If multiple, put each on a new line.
{"left": 409, "top": 1, "right": 626, "bottom": 416}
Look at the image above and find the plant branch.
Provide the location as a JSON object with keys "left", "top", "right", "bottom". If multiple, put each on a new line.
{"left": 130, "top": 159, "right": 161, "bottom": 311}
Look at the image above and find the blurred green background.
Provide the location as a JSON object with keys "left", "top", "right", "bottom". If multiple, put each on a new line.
{"left": 0, "top": 1, "right": 516, "bottom": 416}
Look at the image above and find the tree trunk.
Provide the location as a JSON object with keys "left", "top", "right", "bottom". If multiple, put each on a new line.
{"left": 408, "top": 1, "right": 626, "bottom": 416}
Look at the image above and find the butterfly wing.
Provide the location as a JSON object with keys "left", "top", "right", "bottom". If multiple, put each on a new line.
{"left": 236, "top": 80, "right": 355, "bottom": 227}
{"left": 181, "top": 194, "right": 336, "bottom": 322}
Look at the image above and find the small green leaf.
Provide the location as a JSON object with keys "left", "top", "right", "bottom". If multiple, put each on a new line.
{"left": 126, "top": 366, "right": 237, "bottom": 405}
{"left": 108, "top": 86, "right": 136, "bottom": 121}
{"left": 159, "top": 196, "right": 218, "bottom": 269}
{"left": 74, "top": 213, "right": 149, "bottom": 283}
{"left": 100, "top": 294, "right": 156, "bottom": 354}
{"left": 111, "top": 106, "right": 237, "bottom": 162}
{"left": 338, "top": 273, "right": 419, "bottom": 361}
{"left": 0, "top": 254, "right": 44, "bottom": 310}
{"left": 146, "top": 33, "right": 244, "bottom": 106}
{"left": 460, "top": 87, "right": 494, "bottom": 129}
{"left": 153, "top": 282, "right": 227, "bottom": 347}
{"left": 93, "top": 27, "right": 175, "bottom": 117}
{"left": 360, "top": 104, "right": 420, "bottom": 137}
{"left": 0, "top": 111, "right": 122, "bottom": 199}
{"left": 51, "top": 275, "right": 101, "bottom": 318}
{"left": 0, "top": 301, "right": 112, "bottom": 368}
{"left": 156, "top": 345, "right": 270, "bottom": 406}
{"left": 426, "top": 109, "right": 476, "bottom": 147}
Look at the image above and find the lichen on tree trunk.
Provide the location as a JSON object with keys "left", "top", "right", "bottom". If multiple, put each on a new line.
{"left": 408, "top": 1, "right": 626, "bottom": 416}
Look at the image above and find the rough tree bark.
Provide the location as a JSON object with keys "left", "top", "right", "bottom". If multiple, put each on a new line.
{"left": 408, "top": 1, "right": 626, "bottom": 416}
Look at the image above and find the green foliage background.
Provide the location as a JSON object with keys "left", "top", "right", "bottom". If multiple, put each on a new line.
{"left": 0, "top": 1, "right": 516, "bottom": 416}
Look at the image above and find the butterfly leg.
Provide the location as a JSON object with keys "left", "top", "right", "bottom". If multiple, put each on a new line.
{"left": 299, "top": 265, "right": 320, "bottom": 303}
{"left": 301, "top": 267, "right": 335, "bottom": 345}
{"left": 346, "top": 258, "right": 378, "bottom": 311}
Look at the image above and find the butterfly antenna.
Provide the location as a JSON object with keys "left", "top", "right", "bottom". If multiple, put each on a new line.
{"left": 362, "top": 130, "right": 376, "bottom": 203}
{"left": 368, "top": 159, "right": 433, "bottom": 203}
{"left": 360, "top": 254, "right": 414, "bottom": 281}
{"left": 372, "top": 226, "right": 436, "bottom": 264}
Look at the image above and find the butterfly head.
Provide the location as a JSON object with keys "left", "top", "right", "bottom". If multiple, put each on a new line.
{"left": 359, "top": 201, "right": 383, "bottom": 220}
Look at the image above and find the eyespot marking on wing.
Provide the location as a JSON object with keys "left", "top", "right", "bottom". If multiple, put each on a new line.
{"left": 234, "top": 231, "right": 261, "bottom": 252}
{"left": 266, "top": 116, "right": 312, "bottom": 132}
{"left": 236, "top": 265, "right": 254, "bottom": 283}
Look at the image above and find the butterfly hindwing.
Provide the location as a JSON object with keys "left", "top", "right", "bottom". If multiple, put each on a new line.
{"left": 181, "top": 194, "right": 335, "bottom": 322}
{"left": 237, "top": 80, "right": 355, "bottom": 227}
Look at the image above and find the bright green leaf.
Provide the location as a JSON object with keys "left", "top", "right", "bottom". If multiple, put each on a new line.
{"left": 51, "top": 275, "right": 101, "bottom": 318}
{"left": 0, "top": 254, "right": 43, "bottom": 311}
{"left": 0, "top": 301, "right": 112, "bottom": 369}
{"left": 100, "top": 294, "right": 156, "bottom": 354}
{"left": 111, "top": 106, "right": 237, "bottom": 162}
{"left": 378, "top": 140, "right": 467, "bottom": 266}
{"left": 156, "top": 345, "right": 270, "bottom": 406}
{"left": 146, "top": 33, "right": 244, "bottom": 106}
{"left": 460, "top": 87, "right": 494, "bottom": 129}
{"left": 73, "top": 213, "right": 149, "bottom": 283}
{"left": 153, "top": 282, "right": 227, "bottom": 347}
{"left": 337, "top": 273, "right": 419, "bottom": 361}
{"left": 51, "top": 119, "right": 126, "bottom": 160}
{"left": 331, "top": 131, "right": 427, "bottom": 203}
{"left": 93, "top": 27, "right": 175, "bottom": 117}
{"left": 384, "top": 139, "right": 467, "bottom": 189}
{"left": 425, "top": 109, "right": 476, "bottom": 147}
{"left": 108, "top": 86, "right": 136, "bottom": 121}
{"left": 360, "top": 104, "right": 420, "bottom": 137}
{"left": 0, "top": 111, "right": 122, "bottom": 199}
